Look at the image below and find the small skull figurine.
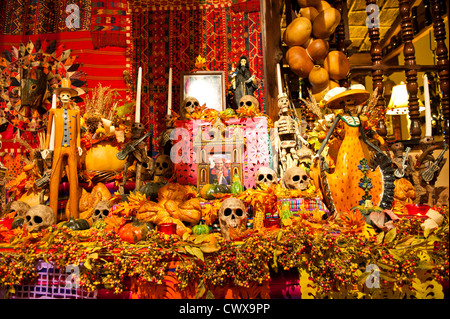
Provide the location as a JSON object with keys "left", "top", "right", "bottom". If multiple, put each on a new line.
{"left": 255, "top": 167, "right": 277, "bottom": 189}
{"left": 92, "top": 201, "right": 112, "bottom": 223}
{"left": 218, "top": 197, "right": 247, "bottom": 240}
{"left": 181, "top": 97, "right": 199, "bottom": 120}
{"left": 239, "top": 95, "right": 259, "bottom": 109}
{"left": 282, "top": 166, "right": 310, "bottom": 190}
{"left": 154, "top": 154, "right": 174, "bottom": 180}
{"left": 24, "top": 204, "right": 55, "bottom": 232}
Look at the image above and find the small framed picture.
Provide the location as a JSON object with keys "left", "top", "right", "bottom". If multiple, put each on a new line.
{"left": 180, "top": 71, "right": 226, "bottom": 112}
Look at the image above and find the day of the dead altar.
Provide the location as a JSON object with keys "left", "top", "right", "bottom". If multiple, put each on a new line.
{"left": 0, "top": 0, "right": 449, "bottom": 300}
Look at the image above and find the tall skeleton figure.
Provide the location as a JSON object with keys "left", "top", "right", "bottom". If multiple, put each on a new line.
{"left": 43, "top": 78, "right": 82, "bottom": 221}
{"left": 274, "top": 93, "right": 304, "bottom": 179}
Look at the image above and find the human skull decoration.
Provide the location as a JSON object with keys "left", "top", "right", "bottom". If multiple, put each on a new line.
{"left": 5, "top": 200, "right": 31, "bottom": 218}
{"left": 181, "top": 96, "right": 199, "bottom": 119}
{"left": 24, "top": 204, "right": 55, "bottom": 232}
{"left": 92, "top": 201, "right": 112, "bottom": 223}
{"left": 282, "top": 166, "right": 310, "bottom": 190}
{"left": 419, "top": 136, "right": 434, "bottom": 152}
{"left": 154, "top": 154, "right": 174, "bottom": 179}
{"left": 255, "top": 167, "right": 277, "bottom": 189}
{"left": 218, "top": 197, "right": 247, "bottom": 240}
{"left": 239, "top": 95, "right": 259, "bottom": 109}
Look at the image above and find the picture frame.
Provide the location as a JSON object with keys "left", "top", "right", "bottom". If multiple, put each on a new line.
{"left": 180, "top": 71, "right": 226, "bottom": 112}
{"left": 193, "top": 126, "right": 244, "bottom": 190}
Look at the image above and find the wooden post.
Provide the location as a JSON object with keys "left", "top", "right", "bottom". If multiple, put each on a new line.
{"left": 430, "top": 0, "right": 449, "bottom": 144}
{"left": 334, "top": 0, "right": 350, "bottom": 88}
{"left": 399, "top": 0, "right": 422, "bottom": 139}
{"left": 366, "top": 0, "right": 387, "bottom": 141}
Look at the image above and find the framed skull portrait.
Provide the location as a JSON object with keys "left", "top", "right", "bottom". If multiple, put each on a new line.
{"left": 193, "top": 126, "right": 244, "bottom": 190}
{"left": 180, "top": 71, "right": 226, "bottom": 112}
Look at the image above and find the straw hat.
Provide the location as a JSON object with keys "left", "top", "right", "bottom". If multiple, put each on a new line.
{"left": 53, "top": 77, "right": 78, "bottom": 97}
{"left": 325, "top": 84, "right": 370, "bottom": 110}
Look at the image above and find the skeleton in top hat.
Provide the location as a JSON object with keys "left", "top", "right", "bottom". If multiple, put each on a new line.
{"left": 42, "top": 77, "right": 82, "bottom": 221}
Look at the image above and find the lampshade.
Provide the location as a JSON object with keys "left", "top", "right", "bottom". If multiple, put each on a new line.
{"left": 386, "top": 82, "right": 424, "bottom": 115}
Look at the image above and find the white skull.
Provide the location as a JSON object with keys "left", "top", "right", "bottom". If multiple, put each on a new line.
{"left": 218, "top": 197, "right": 247, "bottom": 240}
{"left": 154, "top": 154, "right": 174, "bottom": 179}
{"left": 24, "top": 205, "right": 55, "bottom": 232}
{"left": 278, "top": 95, "right": 289, "bottom": 114}
{"left": 181, "top": 97, "right": 199, "bottom": 119}
{"left": 6, "top": 200, "right": 31, "bottom": 218}
{"left": 282, "top": 166, "right": 310, "bottom": 190}
{"left": 255, "top": 167, "right": 277, "bottom": 188}
{"left": 59, "top": 91, "right": 72, "bottom": 103}
{"left": 239, "top": 95, "right": 259, "bottom": 109}
{"left": 92, "top": 200, "right": 111, "bottom": 223}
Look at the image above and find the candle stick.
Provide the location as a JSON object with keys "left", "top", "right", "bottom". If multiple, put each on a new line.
{"left": 423, "top": 73, "right": 432, "bottom": 137}
{"left": 49, "top": 93, "right": 57, "bottom": 151}
{"left": 276, "top": 63, "right": 283, "bottom": 96}
{"left": 168, "top": 67, "right": 172, "bottom": 115}
{"left": 135, "top": 67, "right": 142, "bottom": 123}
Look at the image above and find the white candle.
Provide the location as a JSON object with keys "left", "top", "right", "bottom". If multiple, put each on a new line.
{"left": 168, "top": 67, "right": 172, "bottom": 115}
{"left": 423, "top": 73, "right": 432, "bottom": 137}
{"left": 135, "top": 67, "right": 142, "bottom": 123}
{"left": 49, "top": 93, "right": 57, "bottom": 151}
{"left": 276, "top": 63, "right": 283, "bottom": 96}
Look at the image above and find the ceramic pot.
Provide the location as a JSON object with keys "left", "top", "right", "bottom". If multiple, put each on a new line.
{"left": 312, "top": 7, "right": 341, "bottom": 39}
{"left": 323, "top": 50, "right": 350, "bottom": 80}
{"left": 284, "top": 17, "right": 312, "bottom": 47}
{"left": 297, "top": 0, "right": 321, "bottom": 7}
{"left": 286, "top": 46, "right": 314, "bottom": 78}
{"left": 309, "top": 65, "right": 329, "bottom": 93}
{"left": 306, "top": 38, "right": 329, "bottom": 61}
{"left": 298, "top": 6, "right": 319, "bottom": 22}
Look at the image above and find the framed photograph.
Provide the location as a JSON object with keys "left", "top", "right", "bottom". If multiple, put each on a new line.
{"left": 180, "top": 71, "right": 226, "bottom": 112}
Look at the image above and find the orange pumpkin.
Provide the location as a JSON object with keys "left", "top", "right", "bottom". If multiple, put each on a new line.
{"left": 118, "top": 218, "right": 152, "bottom": 244}
{"left": 85, "top": 142, "right": 126, "bottom": 171}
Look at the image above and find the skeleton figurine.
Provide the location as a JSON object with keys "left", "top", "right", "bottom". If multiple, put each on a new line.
{"left": 218, "top": 197, "right": 247, "bottom": 240}
{"left": 158, "top": 114, "right": 174, "bottom": 155}
{"left": 24, "top": 204, "right": 55, "bottom": 232}
{"left": 389, "top": 141, "right": 411, "bottom": 179}
{"left": 407, "top": 136, "right": 447, "bottom": 206}
{"left": 282, "top": 166, "right": 310, "bottom": 190}
{"left": 153, "top": 154, "right": 174, "bottom": 182}
{"left": 274, "top": 93, "right": 302, "bottom": 179}
{"left": 119, "top": 123, "right": 154, "bottom": 193}
{"left": 180, "top": 97, "right": 199, "bottom": 120}
{"left": 255, "top": 167, "right": 278, "bottom": 189}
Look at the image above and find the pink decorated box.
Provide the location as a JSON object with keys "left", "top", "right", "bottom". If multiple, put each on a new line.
{"left": 172, "top": 116, "right": 270, "bottom": 189}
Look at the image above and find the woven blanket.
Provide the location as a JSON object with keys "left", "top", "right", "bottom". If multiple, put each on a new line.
{"left": 128, "top": 2, "right": 265, "bottom": 152}
{"left": 90, "top": 0, "right": 129, "bottom": 49}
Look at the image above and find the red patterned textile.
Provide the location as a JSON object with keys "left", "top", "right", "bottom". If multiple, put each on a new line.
{"left": 128, "top": 1, "right": 265, "bottom": 151}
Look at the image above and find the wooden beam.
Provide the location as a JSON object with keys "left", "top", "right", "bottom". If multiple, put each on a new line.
{"left": 260, "top": 0, "right": 284, "bottom": 122}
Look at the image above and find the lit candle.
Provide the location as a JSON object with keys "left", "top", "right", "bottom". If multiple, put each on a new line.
{"left": 423, "top": 73, "right": 432, "bottom": 137}
{"left": 168, "top": 67, "right": 172, "bottom": 115}
{"left": 276, "top": 63, "right": 283, "bottom": 96}
{"left": 135, "top": 67, "right": 142, "bottom": 123}
{"left": 49, "top": 93, "right": 57, "bottom": 151}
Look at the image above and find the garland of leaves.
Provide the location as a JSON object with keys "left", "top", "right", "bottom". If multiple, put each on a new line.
{"left": 0, "top": 206, "right": 448, "bottom": 299}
